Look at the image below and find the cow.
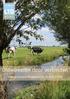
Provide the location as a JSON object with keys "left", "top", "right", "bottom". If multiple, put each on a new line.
{"left": 5, "top": 46, "right": 16, "bottom": 58}
{"left": 31, "top": 46, "right": 43, "bottom": 54}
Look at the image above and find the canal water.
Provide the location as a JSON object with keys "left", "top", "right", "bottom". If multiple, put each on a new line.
{"left": 8, "top": 56, "right": 66, "bottom": 99}
{"left": 40, "top": 56, "right": 64, "bottom": 69}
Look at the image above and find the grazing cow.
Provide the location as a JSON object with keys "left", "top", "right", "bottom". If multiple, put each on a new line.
{"left": 31, "top": 46, "right": 43, "bottom": 54}
{"left": 5, "top": 46, "right": 16, "bottom": 58}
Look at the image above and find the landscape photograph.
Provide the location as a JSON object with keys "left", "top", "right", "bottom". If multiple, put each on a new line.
{"left": 0, "top": 0, "right": 70, "bottom": 99}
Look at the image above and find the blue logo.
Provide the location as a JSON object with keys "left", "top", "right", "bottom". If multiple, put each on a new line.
{"left": 3, "top": 3, "right": 15, "bottom": 20}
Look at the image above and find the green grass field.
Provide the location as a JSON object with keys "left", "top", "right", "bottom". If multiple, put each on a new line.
{"left": 13, "top": 81, "right": 70, "bottom": 99}
{"left": 3, "top": 47, "right": 65, "bottom": 67}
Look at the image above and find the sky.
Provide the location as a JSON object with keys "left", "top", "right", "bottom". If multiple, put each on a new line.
{"left": 10, "top": 26, "right": 62, "bottom": 47}
{"left": 29, "top": 26, "right": 61, "bottom": 46}
{"left": 3, "top": 4, "right": 62, "bottom": 47}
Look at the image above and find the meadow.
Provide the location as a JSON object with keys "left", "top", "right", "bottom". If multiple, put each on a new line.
{"left": 13, "top": 81, "right": 70, "bottom": 99}
{"left": 3, "top": 47, "right": 65, "bottom": 67}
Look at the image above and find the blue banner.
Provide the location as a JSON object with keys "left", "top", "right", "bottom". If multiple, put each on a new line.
{"left": 3, "top": 3, "right": 15, "bottom": 20}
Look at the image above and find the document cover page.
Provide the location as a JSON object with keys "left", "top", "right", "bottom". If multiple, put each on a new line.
{"left": 0, "top": 0, "right": 70, "bottom": 99}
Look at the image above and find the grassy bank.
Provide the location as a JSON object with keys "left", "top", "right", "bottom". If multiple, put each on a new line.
{"left": 13, "top": 81, "right": 70, "bottom": 99}
{"left": 3, "top": 47, "right": 64, "bottom": 67}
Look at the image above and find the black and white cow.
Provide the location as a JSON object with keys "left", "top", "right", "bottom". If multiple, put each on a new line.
{"left": 5, "top": 46, "right": 16, "bottom": 58}
{"left": 27, "top": 46, "right": 43, "bottom": 54}
{"left": 31, "top": 46, "right": 43, "bottom": 54}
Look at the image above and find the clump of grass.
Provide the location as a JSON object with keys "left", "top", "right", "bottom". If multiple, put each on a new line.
{"left": 13, "top": 81, "right": 70, "bottom": 99}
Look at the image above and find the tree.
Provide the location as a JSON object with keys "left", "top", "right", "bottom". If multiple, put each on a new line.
{"left": 0, "top": 0, "right": 47, "bottom": 67}
{"left": 0, "top": 1, "right": 48, "bottom": 99}
{"left": 45, "top": 0, "right": 70, "bottom": 53}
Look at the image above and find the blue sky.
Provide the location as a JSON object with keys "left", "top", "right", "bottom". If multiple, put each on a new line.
{"left": 30, "top": 26, "right": 61, "bottom": 46}
{"left": 10, "top": 26, "right": 62, "bottom": 47}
